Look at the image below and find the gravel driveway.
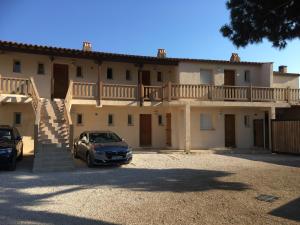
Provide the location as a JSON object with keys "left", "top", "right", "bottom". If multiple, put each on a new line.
{"left": 0, "top": 152, "right": 299, "bottom": 225}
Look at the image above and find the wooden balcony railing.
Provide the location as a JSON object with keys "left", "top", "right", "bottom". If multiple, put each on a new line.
{"left": 65, "top": 81, "right": 300, "bottom": 104}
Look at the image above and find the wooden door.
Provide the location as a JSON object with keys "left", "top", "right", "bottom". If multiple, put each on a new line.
{"left": 166, "top": 113, "right": 171, "bottom": 146}
{"left": 140, "top": 114, "right": 152, "bottom": 146}
{"left": 53, "top": 64, "right": 69, "bottom": 99}
{"left": 140, "top": 71, "right": 151, "bottom": 85}
{"left": 225, "top": 114, "right": 236, "bottom": 147}
{"left": 224, "top": 70, "right": 235, "bottom": 86}
{"left": 254, "top": 119, "right": 264, "bottom": 147}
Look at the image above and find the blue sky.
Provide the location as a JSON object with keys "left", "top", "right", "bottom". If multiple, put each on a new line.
{"left": 0, "top": 0, "right": 299, "bottom": 73}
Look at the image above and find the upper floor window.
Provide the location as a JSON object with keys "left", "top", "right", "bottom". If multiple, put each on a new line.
{"left": 200, "top": 69, "right": 213, "bottom": 84}
{"left": 200, "top": 113, "right": 213, "bottom": 130}
{"left": 37, "top": 63, "right": 45, "bottom": 75}
{"left": 13, "top": 60, "right": 21, "bottom": 73}
{"left": 157, "top": 72, "right": 162, "bottom": 82}
{"left": 244, "top": 70, "right": 251, "bottom": 83}
{"left": 76, "top": 66, "right": 83, "bottom": 78}
{"left": 126, "top": 70, "right": 131, "bottom": 80}
{"left": 107, "top": 68, "right": 113, "bottom": 80}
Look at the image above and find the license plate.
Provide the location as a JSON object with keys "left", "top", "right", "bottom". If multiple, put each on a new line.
{"left": 112, "top": 156, "right": 123, "bottom": 160}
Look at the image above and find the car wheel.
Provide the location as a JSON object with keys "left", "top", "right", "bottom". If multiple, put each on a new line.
{"left": 17, "top": 147, "right": 23, "bottom": 161}
{"left": 73, "top": 147, "right": 79, "bottom": 159}
{"left": 8, "top": 155, "right": 17, "bottom": 171}
{"left": 86, "top": 153, "right": 94, "bottom": 168}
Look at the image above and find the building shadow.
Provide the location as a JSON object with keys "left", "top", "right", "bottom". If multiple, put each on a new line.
{"left": 216, "top": 152, "right": 300, "bottom": 168}
{"left": 269, "top": 197, "right": 300, "bottom": 222}
{"left": 0, "top": 167, "right": 249, "bottom": 224}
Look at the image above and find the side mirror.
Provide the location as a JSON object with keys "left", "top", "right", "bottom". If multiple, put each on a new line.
{"left": 15, "top": 136, "right": 22, "bottom": 141}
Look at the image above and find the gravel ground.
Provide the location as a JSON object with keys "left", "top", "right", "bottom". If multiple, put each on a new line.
{"left": 0, "top": 152, "right": 299, "bottom": 225}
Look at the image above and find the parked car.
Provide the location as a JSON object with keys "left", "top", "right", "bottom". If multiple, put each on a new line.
{"left": 0, "top": 125, "right": 23, "bottom": 170}
{"left": 73, "top": 131, "right": 133, "bottom": 167}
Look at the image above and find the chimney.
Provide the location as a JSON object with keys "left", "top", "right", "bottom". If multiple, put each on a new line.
{"left": 82, "top": 41, "right": 92, "bottom": 52}
{"left": 279, "top": 65, "right": 287, "bottom": 73}
{"left": 230, "top": 53, "right": 240, "bottom": 62}
{"left": 157, "top": 49, "right": 167, "bottom": 58}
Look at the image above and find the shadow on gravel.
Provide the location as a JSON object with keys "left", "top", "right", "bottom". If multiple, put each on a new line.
{"left": 216, "top": 153, "right": 300, "bottom": 168}
{"left": 270, "top": 197, "right": 300, "bottom": 222}
{"left": 0, "top": 167, "right": 249, "bottom": 224}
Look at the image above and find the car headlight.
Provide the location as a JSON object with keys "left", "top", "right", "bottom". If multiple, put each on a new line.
{"left": 127, "top": 147, "right": 133, "bottom": 154}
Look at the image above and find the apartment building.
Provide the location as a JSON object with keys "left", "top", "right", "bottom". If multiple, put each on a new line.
{"left": 0, "top": 40, "right": 299, "bottom": 158}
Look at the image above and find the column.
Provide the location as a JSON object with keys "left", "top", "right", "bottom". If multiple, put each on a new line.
{"left": 268, "top": 107, "right": 276, "bottom": 150}
{"left": 184, "top": 103, "right": 191, "bottom": 153}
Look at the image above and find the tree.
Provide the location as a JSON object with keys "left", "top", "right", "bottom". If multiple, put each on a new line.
{"left": 220, "top": 0, "right": 300, "bottom": 49}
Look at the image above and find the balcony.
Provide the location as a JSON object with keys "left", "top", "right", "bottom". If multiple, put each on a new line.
{"left": 69, "top": 81, "right": 300, "bottom": 105}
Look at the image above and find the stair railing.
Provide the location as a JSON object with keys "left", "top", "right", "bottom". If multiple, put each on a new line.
{"left": 28, "top": 77, "right": 41, "bottom": 155}
{"left": 64, "top": 81, "right": 74, "bottom": 150}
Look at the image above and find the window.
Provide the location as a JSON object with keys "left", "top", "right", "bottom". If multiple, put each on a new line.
{"left": 77, "top": 114, "right": 83, "bottom": 125}
{"left": 200, "top": 113, "right": 213, "bottom": 130}
{"left": 128, "top": 114, "right": 133, "bottom": 126}
{"left": 158, "top": 115, "right": 163, "bottom": 126}
{"left": 14, "top": 112, "right": 22, "bottom": 125}
{"left": 107, "top": 68, "right": 113, "bottom": 80}
{"left": 244, "top": 70, "right": 251, "bottom": 83}
{"left": 157, "top": 72, "right": 162, "bottom": 82}
{"left": 37, "top": 63, "right": 45, "bottom": 75}
{"left": 126, "top": 70, "right": 131, "bottom": 80}
{"left": 244, "top": 115, "right": 250, "bottom": 128}
{"left": 108, "top": 114, "right": 114, "bottom": 126}
{"left": 200, "top": 69, "right": 213, "bottom": 84}
{"left": 76, "top": 66, "right": 83, "bottom": 77}
{"left": 13, "top": 60, "right": 21, "bottom": 73}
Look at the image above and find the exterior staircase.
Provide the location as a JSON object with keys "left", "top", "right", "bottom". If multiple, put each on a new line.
{"left": 33, "top": 99, "right": 75, "bottom": 172}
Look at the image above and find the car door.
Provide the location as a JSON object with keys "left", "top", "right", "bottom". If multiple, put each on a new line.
{"left": 77, "top": 133, "right": 85, "bottom": 158}
{"left": 13, "top": 128, "right": 22, "bottom": 156}
{"left": 80, "top": 133, "right": 90, "bottom": 159}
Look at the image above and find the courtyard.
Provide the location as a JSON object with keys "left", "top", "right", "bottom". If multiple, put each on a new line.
{"left": 0, "top": 152, "right": 299, "bottom": 225}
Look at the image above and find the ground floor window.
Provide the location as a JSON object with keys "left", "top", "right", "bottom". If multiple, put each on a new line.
{"left": 200, "top": 113, "right": 213, "bottom": 130}
{"left": 128, "top": 114, "right": 133, "bottom": 126}
{"left": 108, "top": 114, "right": 114, "bottom": 126}
{"left": 244, "top": 115, "right": 251, "bottom": 127}
{"left": 14, "top": 112, "right": 22, "bottom": 125}
{"left": 77, "top": 114, "right": 83, "bottom": 125}
{"left": 158, "top": 114, "right": 163, "bottom": 126}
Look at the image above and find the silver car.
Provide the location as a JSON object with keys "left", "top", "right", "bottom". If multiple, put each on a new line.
{"left": 73, "top": 131, "right": 133, "bottom": 167}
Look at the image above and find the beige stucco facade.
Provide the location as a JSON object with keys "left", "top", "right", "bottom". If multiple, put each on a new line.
{"left": 0, "top": 103, "right": 34, "bottom": 154}
{"left": 0, "top": 49, "right": 298, "bottom": 153}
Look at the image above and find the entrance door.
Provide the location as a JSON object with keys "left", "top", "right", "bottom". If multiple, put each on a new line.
{"left": 53, "top": 64, "right": 69, "bottom": 99}
{"left": 254, "top": 119, "right": 264, "bottom": 147}
{"left": 224, "top": 70, "right": 235, "bottom": 86}
{"left": 140, "top": 71, "right": 151, "bottom": 85}
{"left": 166, "top": 113, "right": 171, "bottom": 146}
{"left": 225, "top": 114, "right": 236, "bottom": 147}
{"left": 140, "top": 114, "right": 152, "bottom": 146}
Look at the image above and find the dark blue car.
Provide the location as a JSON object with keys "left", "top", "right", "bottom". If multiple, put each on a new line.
{"left": 0, "top": 125, "right": 23, "bottom": 171}
{"left": 73, "top": 131, "right": 132, "bottom": 167}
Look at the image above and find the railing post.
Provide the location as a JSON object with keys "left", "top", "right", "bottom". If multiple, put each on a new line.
{"left": 0, "top": 74, "right": 2, "bottom": 94}
{"left": 98, "top": 80, "right": 103, "bottom": 102}
{"left": 168, "top": 81, "right": 172, "bottom": 102}
{"left": 249, "top": 85, "right": 253, "bottom": 102}
{"left": 286, "top": 87, "right": 291, "bottom": 103}
{"left": 139, "top": 83, "right": 144, "bottom": 106}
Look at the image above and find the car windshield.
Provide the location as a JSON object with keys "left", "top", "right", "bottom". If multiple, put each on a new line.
{"left": 0, "top": 129, "right": 12, "bottom": 140}
{"left": 89, "top": 132, "right": 122, "bottom": 143}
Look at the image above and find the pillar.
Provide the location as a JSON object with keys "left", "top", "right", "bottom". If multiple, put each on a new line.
{"left": 184, "top": 104, "right": 191, "bottom": 153}
{"left": 268, "top": 107, "right": 276, "bottom": 150}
